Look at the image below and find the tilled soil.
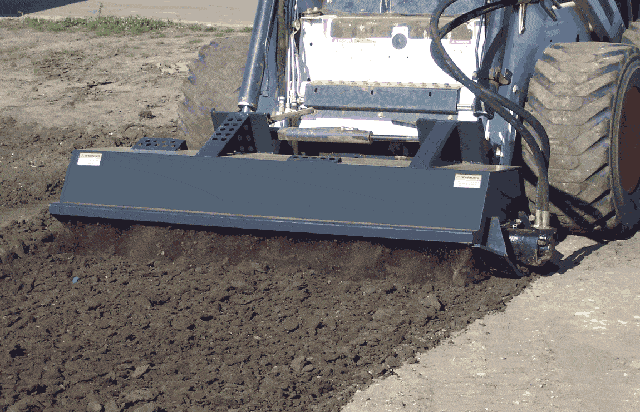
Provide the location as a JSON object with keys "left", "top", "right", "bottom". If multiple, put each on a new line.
{"left": 0, "top": 21, "right": 535, "bottom": 412}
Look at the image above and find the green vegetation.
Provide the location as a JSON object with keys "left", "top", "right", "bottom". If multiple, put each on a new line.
{"left": 4, "top": 3, "right": 252, "bottom": 37}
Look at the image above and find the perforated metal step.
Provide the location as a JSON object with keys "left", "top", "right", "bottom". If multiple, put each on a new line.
{"left": 196, "top": 112, "right": 257, "bottom": 157}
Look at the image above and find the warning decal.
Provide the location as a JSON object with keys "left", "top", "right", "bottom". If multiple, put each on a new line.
{"left": 454, "top": 173, "right": 482, "bottom": 188}
{"left": 77, "top": 152, "right": 102, "bottom": 166}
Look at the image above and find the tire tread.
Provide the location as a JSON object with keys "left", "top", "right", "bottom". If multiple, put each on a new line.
{"left": 523, "top": 42, "right": 639, "bottom": 231}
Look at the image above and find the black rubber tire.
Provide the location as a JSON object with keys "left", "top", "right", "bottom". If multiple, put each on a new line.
{"left": 522, "top": 42, "right": 640, "bottom": 235}
{"left": 178, "top": 35, "right": 251, "bottom": 149}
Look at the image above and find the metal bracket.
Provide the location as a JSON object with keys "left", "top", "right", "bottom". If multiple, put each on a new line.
{"left": 474, "top": 68, "right": 512, "bottom": 88}
{"left": 538, "top": 0, "right": 558, "bottom": 21}
{"left": 480, "top": 215, "right": 556, "bottom": 275}
{"left": 133, "top": 137, "right": 187, "bottom": 151}
{"left": 476, "top": 216, "right": 525, "bottom": 277}
{"left": 197, "top": 111, "right": 275, "bottom": 157}
{"left": 196, "top": 112, "right": 254, "bottom": 157}
{"left": 491, "top": 68, "right": 512, "bottom": 87}
{"left": 471, "top": 68, "right": 511, "bottom": 120}
{"left": 485, "top": 216, "right": 508, "bottom": 257}
{"left": 291, "top": 19, "right": 301, "bottom": 35}
{"left": 409, "top": 120, "right": 457, "bottom": 169}
{"left": 302, "top": 6, "right": 323, "bottom": 17}
{"left": 574, "top": 0, "right": 624, "bottom": 41}
{"left": 473, "top": 97, "right": 495, "bottom": 120}
{"left": 505, "top": 222, "right": 557, "bottom": 267}
{"left": 519, "top": 0, "right": 561, "bottom": 26}
{"left": 269, "top": 107, "right": 317, "bottom": 122}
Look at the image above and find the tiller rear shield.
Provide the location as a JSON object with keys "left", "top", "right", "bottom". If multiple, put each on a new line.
{"left": 50, "top": 145, "right": 521, "bottom": 250}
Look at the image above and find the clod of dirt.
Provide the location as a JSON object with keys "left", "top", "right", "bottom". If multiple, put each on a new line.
{"left": 131, "top": 364, "right": 150, "bottom": 379}
{"left": 138, "top": 109, "right": 155, "bottom": 119}
{"left": 87, "top": 401, "right": 103, "bottom": 412}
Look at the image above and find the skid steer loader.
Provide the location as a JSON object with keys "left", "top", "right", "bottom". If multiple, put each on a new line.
{"left": 50, "top": 0, "right": 640, "bottom": 273}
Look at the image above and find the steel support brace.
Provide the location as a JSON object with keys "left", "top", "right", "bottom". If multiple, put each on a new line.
{"left": 410, "top": 120, "right": 457, "bottom": 169}
{"left": 197, "top": 111, "right": 274, "bottom": 157}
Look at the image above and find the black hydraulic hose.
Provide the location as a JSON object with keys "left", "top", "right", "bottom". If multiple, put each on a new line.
{"left": 430, "top": 0, "right": 551, "bottom": 222}
{"left": 436, "top": 0, "right": 550, "bottom": 163}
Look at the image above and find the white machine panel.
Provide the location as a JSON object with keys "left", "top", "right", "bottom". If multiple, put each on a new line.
{"left": 296, "top": 15, "right": 484, "bottom": 135}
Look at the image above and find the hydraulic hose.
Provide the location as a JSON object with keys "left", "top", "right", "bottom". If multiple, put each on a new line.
{"left": 430, "top": 0, "right": 551, "bottom": 227}
{"left": 435, "top": 0, "right": 550, "bottom": 164}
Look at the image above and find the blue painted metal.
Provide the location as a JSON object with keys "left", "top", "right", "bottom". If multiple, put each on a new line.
{"left": 476, "top": 216, "right": 524, "bottom": 276}
{"left": 303, "top": 83, "right": 460, "bottom": 113}
{"left": 196, "top": 112, "right": 252, "bottom": 157}
{"left": 410, "top": 120, "right": 457, "bottom": 169}
{"left": 482, "top": 3, "right": 590, "bottom": 166}
{"left": 458, "top": 121, "right": 490, "bottom": 164}
{"left": 205, "top": 111, "right": 277, "bottom": 154}
{"left": 237, "top": 0, "right": 277, "bottom": 110}
{"left": 485, "top": 216, "right": 507, "bottom": 257}
{"left": 49, "top": 148, "right": 522, "bottom": 247}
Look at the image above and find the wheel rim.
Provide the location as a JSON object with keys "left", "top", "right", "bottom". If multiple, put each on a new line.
{"left": 618, "top": 86, "right": 640, "bottom": 194}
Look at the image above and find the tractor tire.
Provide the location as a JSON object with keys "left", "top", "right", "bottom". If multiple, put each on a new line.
{"left": 178, "top": 35, "right": 250, "bottom": 149}
{"left": 522, "top": 42, "right": 640, "bottom": 235}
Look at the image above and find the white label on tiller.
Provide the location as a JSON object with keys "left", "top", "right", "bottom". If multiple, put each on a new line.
{"left": 77, "top": 152, "right": 102, "bottom": 166}
{"left": 454, "top": 173, "right": 482, "bottom": 188}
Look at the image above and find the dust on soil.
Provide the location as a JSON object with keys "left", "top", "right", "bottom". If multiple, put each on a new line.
{"left": 0, "top": 20, "right": 535, "bottom": 411}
